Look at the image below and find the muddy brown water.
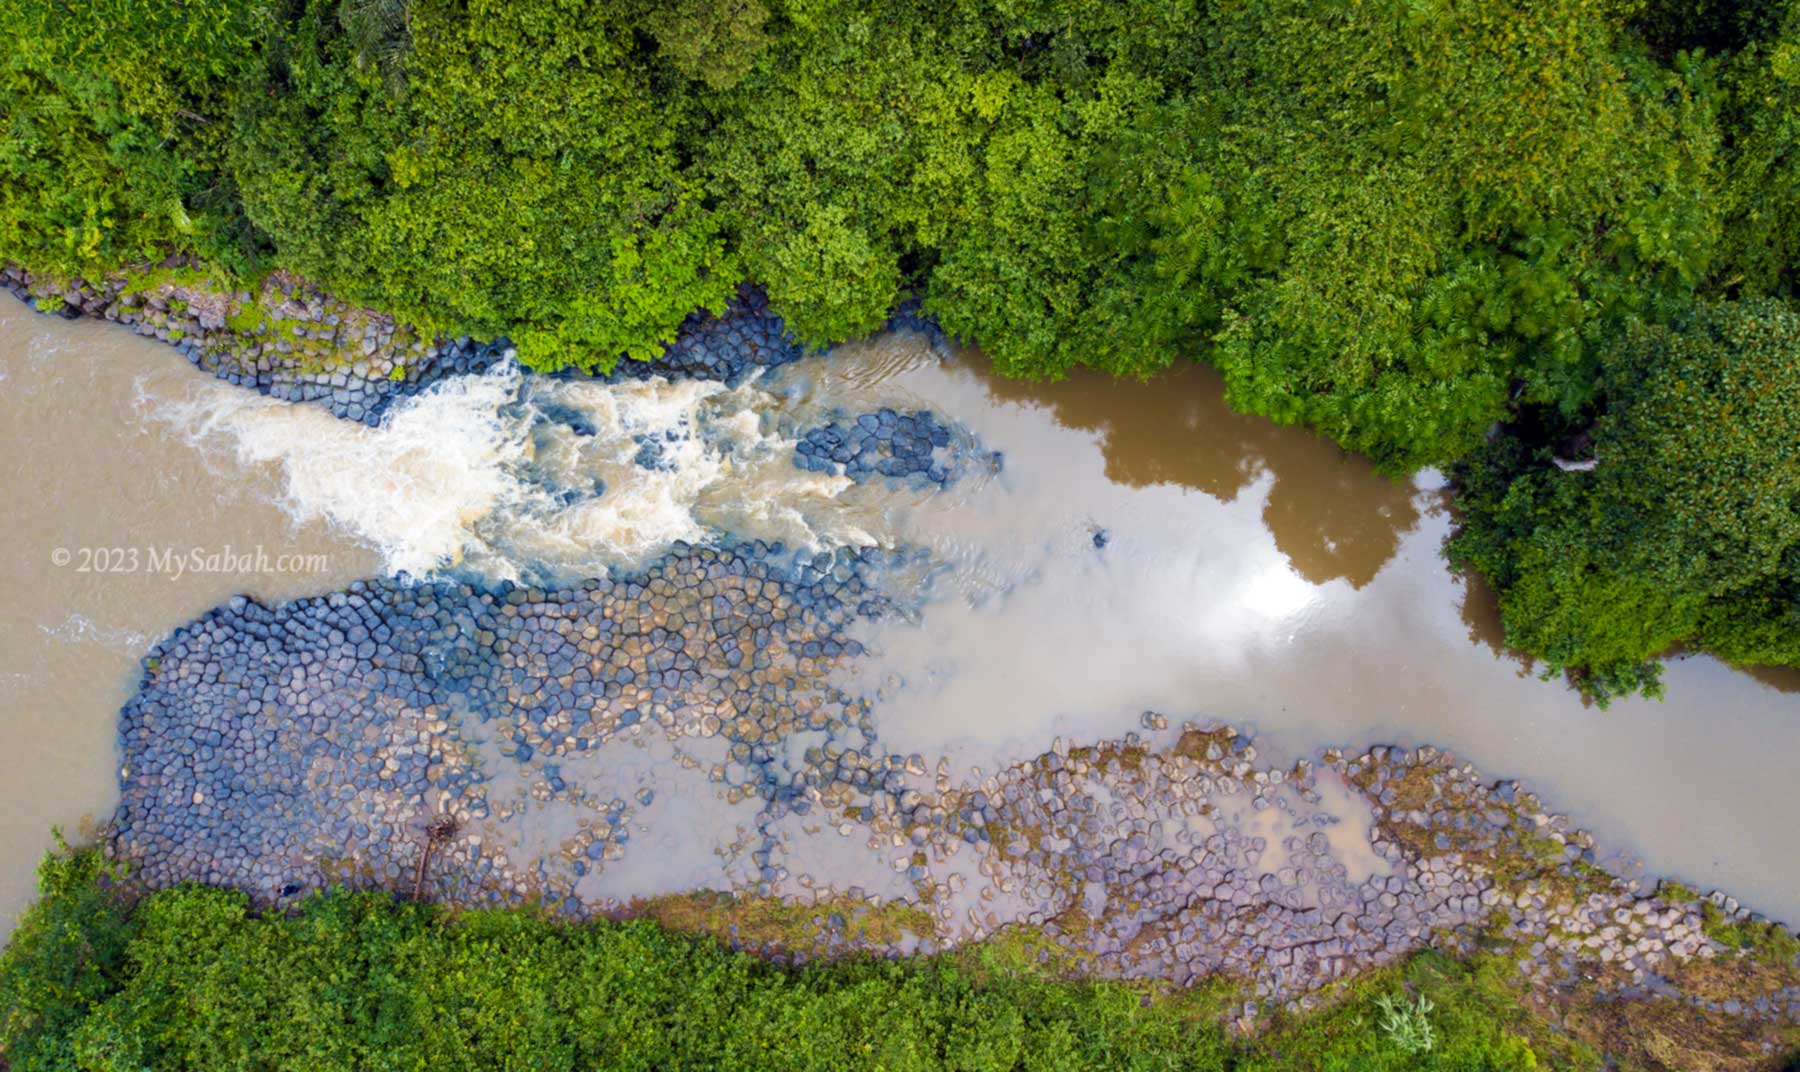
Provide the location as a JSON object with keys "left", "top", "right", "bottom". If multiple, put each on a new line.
{"left": 790, "top": 336, "right": 1800, "bottom": 927}
{"left": 1, "top": 303, "right": 1795, "bottom": 937}
{"left": 0, "top": 305, "right": 377, "bottom": 933}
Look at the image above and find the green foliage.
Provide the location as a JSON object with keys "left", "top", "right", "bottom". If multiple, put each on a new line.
{"left": 336, "top": 0, "right": 414, "bottom": 94}
{"left": 0, "top": 0, "right": 1754, "bottom": 425}
{"left": 1715, "top": 1, "right": 1800, "bottom": 296}
{"left": 645, "top": 0, "right": 772, "bottom": 91}
{"left": 1375, "top": 993, "right": 1436, "bottom": 1056}
{"left": 1449, "top": 300, "right": 1800, "bottom": 702}
{"left": 708, "top": 0, "right": 1727, "bottom": 469}
{"left": 1628, "top": 0, "right": 1786, "bottom": 59}
{"left": 699, "top": 1, "right": 965, "bottom": 348}
{"left": 1186, "top": 0, "right": 1720, "bottom": 470}
{"left": 0, "top": 848, "right": 1635, "bottom": 1072}
{"left": 227, "top": 0, "right": 736, "bottom": 373}
{"left": 0, "top": 0, "right": 262, "bottom": 275}
{"left": 0, "top": 837, "right": 136, "bottom": 1072}
{"left": 756, "top": 203, "right": 901, "bottom": 346}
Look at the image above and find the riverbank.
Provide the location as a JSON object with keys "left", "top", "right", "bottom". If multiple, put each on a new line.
{"left": 101, "top": 540, "right": 1800, "bottom": 1028}
{"left": 4, "top": 830, "right": 1795, "bottom": 1070}
{"left": 4, "top": 275, "right": 1798, "bottom": 1069}
{"left": 1, "top": 262, "right": 816, "bottom": 425}
{"left": 0, "top": 844, "right": 1612, "bottom": 1071}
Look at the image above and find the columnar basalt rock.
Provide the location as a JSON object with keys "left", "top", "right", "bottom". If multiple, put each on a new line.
{"left": 3, "top": 265, "right": 806, "bottom": 425}
{"left": 794, "top": 407, "right": 1002, "bottom": 487}
{"left": 112, "top": 543, "right": 909, "bottom": 911}
{"left": 110, "top": 556, "right": 1800, "bottom": 1025}
{"left": 4, "top": 263, "right": 502, "bottom": 425}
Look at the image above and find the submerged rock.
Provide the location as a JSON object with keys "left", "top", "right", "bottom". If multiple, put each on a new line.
{"left": 793, "top": 406, "right": 998, "bottom": 488}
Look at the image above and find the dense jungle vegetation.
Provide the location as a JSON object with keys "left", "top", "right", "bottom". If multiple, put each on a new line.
{"left": 0, "top": 848, "right": 1605, "bottom": 1071}
{"left": 1, "top": 0, "right": 1797, "bottom": 698}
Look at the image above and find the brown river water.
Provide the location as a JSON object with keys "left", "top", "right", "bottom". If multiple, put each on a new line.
{"left": 0, "top": 306, "right": 377, "bottom": 928}
{"left": 2, "top": 300, "right": 1796, "bottom": 936}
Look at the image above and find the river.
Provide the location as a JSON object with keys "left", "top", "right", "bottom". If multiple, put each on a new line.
{"left": 2, "top": 299, "right": 1796, "bottom": 935}
{"left": 0, "top": 306, "right": 377, "bottom": 927}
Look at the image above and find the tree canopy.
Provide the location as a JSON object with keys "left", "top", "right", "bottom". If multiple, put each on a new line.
{"left": 2, "top": 0, "right": 1797, "bottom": 694}
{"left": 1449, "top": 300, "right": 1800, "bottom": 701}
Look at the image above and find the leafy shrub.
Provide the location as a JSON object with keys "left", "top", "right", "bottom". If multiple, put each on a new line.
{"left": 1375, "top": 993, "right": 1436, "bottom": 1055}
{"left": 0, "top": 837, "right": 136, "bottom": 1071}
{"left": 1449, "top": 300, "right": 1800, "bottom": 701}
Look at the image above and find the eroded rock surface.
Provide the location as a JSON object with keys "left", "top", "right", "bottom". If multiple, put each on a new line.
{"left": 111, "top": 551, "right": 1800, "bottom": 1025}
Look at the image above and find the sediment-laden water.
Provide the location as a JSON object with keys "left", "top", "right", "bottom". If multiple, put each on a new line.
{"left": 2, "top": 298, "right": 1797, "bottom": 949}
{"left": 0, "top": 305, "right": 377, "bottom": 930}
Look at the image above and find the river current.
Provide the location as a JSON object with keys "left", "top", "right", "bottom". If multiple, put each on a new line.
{"left": 2, "top": 300, "right": 1796, "bottom": 934}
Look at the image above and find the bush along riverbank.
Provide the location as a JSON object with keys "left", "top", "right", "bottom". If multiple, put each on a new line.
{"left": 1, "top": 262, "right": 817, "bottom": 425}
{"left": 0, "top": 837, "right": 1794, "bottom": 1071}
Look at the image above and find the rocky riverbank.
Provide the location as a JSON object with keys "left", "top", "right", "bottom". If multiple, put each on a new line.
{"left": 2, "top": 262, "right": 814, "bottom": 425}
{"left": 108, "top": 540, "right": 1800, "bottom": 1043}
{"left": 4, "top": 262, "right": 501, "bottom": 425}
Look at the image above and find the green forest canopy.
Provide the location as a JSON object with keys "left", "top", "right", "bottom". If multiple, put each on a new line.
{"left": 1, "top": 0, "right": 1796, "bottom": 697}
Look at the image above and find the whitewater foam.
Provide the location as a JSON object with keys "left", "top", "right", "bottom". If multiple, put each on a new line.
{"left": 36, "top": 614, "right": 154, "bottom": 654}
{"left": 159, "top": 360, "right": 887, "bottom": 583}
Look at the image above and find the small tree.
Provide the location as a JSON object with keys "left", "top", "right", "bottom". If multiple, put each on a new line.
{"left": 646, "top": 0, "right": 771, "bottom": 91}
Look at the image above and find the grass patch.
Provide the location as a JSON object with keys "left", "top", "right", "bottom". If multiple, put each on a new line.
{"left": 1703, "top": 903, "right": 1800, "bottom": 971}
{"left": 223, "top": 301, "right": 269, "bottom": 335}
{"left": 1657, "top": 880, "right": 1702, "bottom": 904}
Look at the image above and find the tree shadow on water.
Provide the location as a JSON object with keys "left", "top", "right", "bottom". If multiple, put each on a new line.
{"left": 963, "top": 355, "right": 1418, "bottom": 588}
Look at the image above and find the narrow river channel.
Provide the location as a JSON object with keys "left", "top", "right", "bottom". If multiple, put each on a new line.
{"left": 3, "top": 299, "right": 1796, "bottom": 937}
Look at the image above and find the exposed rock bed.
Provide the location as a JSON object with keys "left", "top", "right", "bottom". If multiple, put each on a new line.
{"left": 109, "top": 549, "right": 1800, "bottom": 1025}
{"left": 114, "top": 543, "right": 908, "bottom": 907}
{"left": 4, "top": 265, "right": 807, "bottom": 424}
{"left": 794, "top": 407, "right": 1002, "bottom": 487}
